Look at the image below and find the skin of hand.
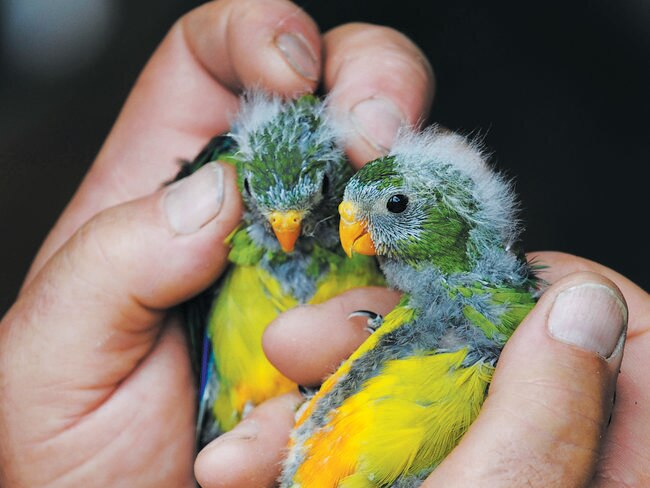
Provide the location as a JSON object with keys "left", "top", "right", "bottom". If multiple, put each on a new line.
{"left": 0, "top": 0, "right": 433, "bottom": 486}
{"left": 258, "top": 253, "right": 650, "bottom": 488}
{"left": 1, "top": 2, "right": 646, "bottom": 488}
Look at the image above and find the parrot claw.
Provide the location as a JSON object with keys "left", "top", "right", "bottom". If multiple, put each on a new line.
{"left": 348, "top": 310, "right": 384, "bottom": 334}
{"left": 242, "top": 401, "right": 255, "bottom": 419}
{"left": 298, "top": 384, "right": 319, "bottom": 399}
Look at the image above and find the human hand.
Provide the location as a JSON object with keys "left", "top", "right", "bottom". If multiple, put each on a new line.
{"left": 194, "top": 253, "right": 648, "bottom": 487}
{"left": 0, "top": 0, "right": 434, "bottom": 486}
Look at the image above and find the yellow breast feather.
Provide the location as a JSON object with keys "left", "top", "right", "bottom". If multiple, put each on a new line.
{"left": 210, "top": 254, "right": 382, "bottom": 431}
{"left": 210, "top": 265, "right": 296, "bottom": 430}
{"left": 293, "top": 349, "right": 494, "bottom": 487}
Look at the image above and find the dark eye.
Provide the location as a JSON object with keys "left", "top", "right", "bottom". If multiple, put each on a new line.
{"left": 387, "top": 194, "right": 408, "bottom": 213}
{"left": 321, "top": 174, "right": 330, "bottom": 195}
{"left": 243, "top": 178, "right": 251, "bottom": 196}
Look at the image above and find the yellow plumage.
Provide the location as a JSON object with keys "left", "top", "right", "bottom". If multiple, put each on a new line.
{"left": 210, "top": 256, "right": 382, "bottom": 431}
{"left": 290, "top": 304, "right": 494, "bottom": 487}
{"left": 210, "top": 266, "right": 295, "bottom": 430}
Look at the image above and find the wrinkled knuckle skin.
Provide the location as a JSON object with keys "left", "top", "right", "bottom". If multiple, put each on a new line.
{"left": 73, "top": 209, "right": 125, "bottom": 270}
{"left": 475, "top": 439, "right": 594, "bottom": 488}
{"left": 338, "top": 23, "right": 432, "bottom": 77}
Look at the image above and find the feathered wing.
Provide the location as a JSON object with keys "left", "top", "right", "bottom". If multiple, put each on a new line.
{"left": 283, "top": 284, "right": 536, "bottom": 488}
{"left": 176, "top": 134, "right": 238, "bottom": 179}
{"left": 303, "top": 350, "right": 492, "bottom": 488}
{"left": 283, "top": 301, "right": 490, "bottom": 488}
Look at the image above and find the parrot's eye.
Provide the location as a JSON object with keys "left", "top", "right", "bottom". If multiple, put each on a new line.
{"left": 321, "top": 174, "right": 330, "bottom": 195}
{"left": 243, "top": 178, "right": 251, "bottom": 196}
{"left": 387, "top": 194, "right": 408, "bottom": 213}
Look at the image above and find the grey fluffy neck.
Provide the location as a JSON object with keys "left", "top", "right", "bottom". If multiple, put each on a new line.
{"left": 380, "top": 246, "right": 530, "bottom": 299}
{"left": 380, "top": 246, "right": 532, "bottom": 358}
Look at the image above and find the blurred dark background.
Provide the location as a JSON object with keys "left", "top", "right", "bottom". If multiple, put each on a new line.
{"left": 1, "top": 0, "right": 648, "bottom": 315}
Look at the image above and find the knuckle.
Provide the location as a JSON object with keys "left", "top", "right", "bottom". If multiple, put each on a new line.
{"left": 331, "top": 22, "right": 433, "bottom": 78}
{"left": 519, "top": 375, "right": 607, "bottom": 432}
{"left": 75, "top": 210, "right": 119, "bottom": 267}
{"left": 229, "top": 0, "right": 309, "bottom": 30}
{"left": 71, "top": 206, "right": 138, "bottom": 280}
{"left": 480, "top": 409, "right": 600, "bottom": 487}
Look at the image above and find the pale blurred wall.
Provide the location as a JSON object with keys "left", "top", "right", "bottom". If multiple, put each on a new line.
{"left": 0, "top": 0, "right": 196, "bottom": 313}
{"left": 3, "top": 0, "right": 118, "bottom": 80}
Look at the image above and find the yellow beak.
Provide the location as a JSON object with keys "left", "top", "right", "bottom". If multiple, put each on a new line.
{"left": 338, "top": 201, "right": 376, "bottom": 258}
{"left": 269, "top": 210, "right": 302, "bottom": 253}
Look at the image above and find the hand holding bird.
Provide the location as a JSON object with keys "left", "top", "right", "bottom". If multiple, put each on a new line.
{"left": 178, "top": 92, "right": 383, "bottom": 445}
{"left": 0, "top": 1, "right": 433, "bottom": 485}
{"left": 0, "top": 1, "right": 645, "bottom": 487}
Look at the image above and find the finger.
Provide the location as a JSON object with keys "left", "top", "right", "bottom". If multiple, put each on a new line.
{"left": 1, "top": 163, "right": 241, "bottom": 431}
{"left": 323, "top": 23, "right": 435, "bottom": 167}
{"left": 424, "top": 272, "right": 628, "bottom": 487}
{"left": 0, "top": 317, "right": 196, "bottom": 486}
{"left": 184, "top": 0, "right": 321, "bottom": 92}
{"left": 194, "top": 392, "right": 301, "bottom": 488}
{"left": 526, "top": 254, "right": 650, "bottom": 484}
{"left": 25, "top": 0, "right": 322, "bottom": 285}
{"left": 264, "top": 287, "right": 401, "bottom": 386}
{"left": 528, "top": 251, "right": 650, "bottom": 333}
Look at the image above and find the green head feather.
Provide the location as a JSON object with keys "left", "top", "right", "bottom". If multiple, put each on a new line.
{"left": 344, "top": 127, "right": 519, "bottom": 274}
{"left": 231, "top": 92, "right": 351, "bottom": 221}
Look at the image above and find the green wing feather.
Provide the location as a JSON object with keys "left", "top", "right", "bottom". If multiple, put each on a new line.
{"left": 457, "top": 283, "right": 536, "bottom": 344}
{"left": 175, "top": 134, "right": 238, "bottom": 180}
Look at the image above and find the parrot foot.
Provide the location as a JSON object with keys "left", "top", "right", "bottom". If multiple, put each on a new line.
{"left": 348, "top": 310, "right": 384, "bottom": 334}
{"left": 298, "top": 384, "right": 319, "bottom": 399}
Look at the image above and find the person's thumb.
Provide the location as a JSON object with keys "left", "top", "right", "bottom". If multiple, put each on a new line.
{"left": 424, "top": 272, "right": 627, "bottom": 488}
{"left": 1, "top": 161, "right": 241, "bottom": 429}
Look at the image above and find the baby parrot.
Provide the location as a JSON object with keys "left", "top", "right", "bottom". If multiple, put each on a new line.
{"left": 178, "top": 92, "right": 383, "bottom": 445}
{"left": 281, "top": 127, "right": 540, "bottom": 487}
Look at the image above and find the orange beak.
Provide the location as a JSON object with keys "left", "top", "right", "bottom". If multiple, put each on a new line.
{"left": 269, "top": 210, "right": 302, "bottom": 253}
{"left": 338, "top": 201, "right": 376, "bottom": 258}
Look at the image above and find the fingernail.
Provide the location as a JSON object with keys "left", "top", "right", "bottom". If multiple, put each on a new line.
{"left": 164, "top": 162, "right": 224, "bottom": 235}
{"left": 350, "top": 97, "right": 404, "bottom": 152}
{"left": 548, "top": 283, "right": 627, "bottom": 359}
{"left": 275, "top": 32, "right": 318, "bottom": 81}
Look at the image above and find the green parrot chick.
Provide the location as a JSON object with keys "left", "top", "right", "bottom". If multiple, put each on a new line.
{"left": 185, "top": 92, "right": 383, "bottom": 444}
{"left": 282, "top": 127, "right": 540, "bottom": 487}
